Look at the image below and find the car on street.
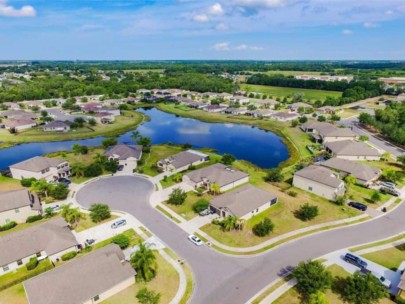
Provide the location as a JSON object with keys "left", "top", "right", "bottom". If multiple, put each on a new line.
{"left": 348, "top": 201, "right": 367, "bottom": 211}
{"left": 380, "top": 187, "right": 401, "bottom": 197}
{"left": 111, "top": 219, "right": 127, "bottom": 229}
{"left": 343, "top": 253, "right": 368, "bottom": 269}
{"left": 117, "top": 165, "right": 124, "bottom": 171}
{"left": 379, "top": 181, "right": 396, "bottom": 189}
{"left": 188, "top": 234, "right": 203, "bottom": 246}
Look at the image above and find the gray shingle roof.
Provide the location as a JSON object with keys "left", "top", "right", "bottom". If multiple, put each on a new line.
{"left": 10, "top": 156, "right": 66, "bottom": 172}
{"left": 210, "top": 184, "right": 277, "bottom": 217}
{"left": 158, "top": 150, "right": 208, "bottom": 170}
{"left": 104, "top": 144, "right": 143, "bottom": 160}
{"left": 320, "top": 158, "right": 381, "bottom": 183}
{"left": 0, "top": 189, "right": 38, "bottom": 212}
{"left": 43, "top": 120, "right": 70, "bottom": 129}
{"left": 294, "top": 165, "right": 344, "bottom": 188}
{"left": 23, "top": 244, "right": 136, "bottom": 304}
{"left": 302, "top": 122, "right": 356, "bottom": 138}
{"left": 185, "top": 163, "right": 249, "bottom": 187}
{"left": 325, "top": 140, "right": 380, "bottom": 157}
{"left": 0, "top": 217, "right": 78, "bottom": 267}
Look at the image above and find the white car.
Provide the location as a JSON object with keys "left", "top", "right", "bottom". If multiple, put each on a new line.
{"left": 111, "top": 219, "right": 127, "bottom": 229}
{"left": 372, "top": 272, "right": 392, "bottom": 289}
{"left": 188, "top": 234, "right": 203, "bottom": 246}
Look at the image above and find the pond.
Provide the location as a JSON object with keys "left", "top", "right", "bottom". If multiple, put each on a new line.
{"left": 0, "top": 108, "right": 289, "bottom": 170}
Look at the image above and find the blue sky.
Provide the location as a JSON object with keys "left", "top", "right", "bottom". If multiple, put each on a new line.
{"left": 1, "top": 0, "right": 405, "bottom": 60}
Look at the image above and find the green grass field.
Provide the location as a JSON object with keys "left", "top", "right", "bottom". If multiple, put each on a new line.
{"left": 241, "top": 84, "right": 342, "bottom": 101}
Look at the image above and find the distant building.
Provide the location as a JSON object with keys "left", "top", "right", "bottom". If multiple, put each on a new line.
{"left": 157, "top": 150, "right": 209, "bottom": 172}
{"left": 295, "top": 75, "right": 353, "bottom": 82}
{"left": 270, "top": 112, "right": 299, "bottom": 122}
{"left": 4, "top": 119, "right": 37, "bottom": 131}
{"left": 378, "top": 77, "right": 405, "bottom": 85}
{"left": 43, "top": 120, "right": 71, "bottom": 132}
{"left": 10, "top": 156, "right": 70, "bottom": 181}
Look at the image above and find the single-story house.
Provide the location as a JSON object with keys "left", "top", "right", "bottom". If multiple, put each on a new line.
{"left": 293, "top": 165, "right": 345, "bottom": 201}
{"left": 93, "top": 112, "right": 115, "bottom": 124}
{"left": 103, "top": 99, "right": 124, "bottom": 106}
{"left": 0, "top": 189, "right": 42, "bottom": 225}
{"left": 104, "top": 144, "right": 143, "bottom": 166}
{"left": 23, "top": 244, "right": 136, "bottom": 304}
{"left": 229, "top": 96, "right": 250, "bottom": 105}
{"left": 316, "top": 106, "right": 336, "bottom": 115}
{"left": 96, "top": 107, "right": 120, "bottom": 117}
{"left": 224, "top": 108, "right": 248, "bottom": 115}
{"left": 320, "top": 157, "right": 381, "bottom": 187}
{"left": 10, "top": 156, "right": 71, "bottom": 181}
{"left": 157, "top": 150, "right": 209, "bottom": 172}
{"left": 1, "top": 110, "right": 36, "bottom": 120}
{"left": 183, "top": 163, "right": 250, "bottom": 192}
{"left": 0, "top": 217, "right": 78, "bottom": 275}
{"left": 251, "top": 98, "right": 279, "bottom": 109}
{"left": 81, "top": 102, "right": 102, "bottom": 113}
{"left": 210, "top": 184, "right": 278, "bottom": 220}
{"left": 204, "top": 105, "right": 228, "bottom": 113}
{"left": 3, "top": 102, "right": 20, "bottom": 110}
{"left": 271, "top": 112, "right": 299, "bottom": 122}
{"left": 288, "top": 102, "right": 313, "bottom": 112}
{"left": 4, "top": 119, "right": 37, "bottom": 131}
{"left": 246, "top": 109, "right": 273, "bottom": 118}
{"left": 301, "top": 122, "right": 357, "bottom": 143}
{"left": 324, "top": 140, "right": 381, "bottom": 161}
{"left": 43, "top": 120, "right": 71, "bottom": 133}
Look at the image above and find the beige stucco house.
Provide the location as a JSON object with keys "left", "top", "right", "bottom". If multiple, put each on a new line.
{"left": 157, "top": 150, "right": 209, "bottom": 172}
{"left": 324, "top": 140, "right": 381, "bottom": 161}
{"left": 0, "top": 189, "right": 42, "bottom": 225}
{"left": 301, "top": 122, "right": 356, "bottom": 143}
{"left": 10, "top": 156, "right": 70, "bottom": 181}
{"left": 0, "top": 218, "right": 78, "bottom": 275}
{"left": 104, "top": 144, "right": 143, "bottom": 168}
{"left": 293, "top": 165, "right": 345, "bottom": 201}
{"left": 23, "top": 244, "right": 136, "bottom": 304}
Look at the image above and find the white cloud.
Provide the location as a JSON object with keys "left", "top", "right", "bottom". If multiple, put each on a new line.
{"left": 363, "top": 22, "right": 378, "bottom": 28}
{"left": 211, "top": 42, "right": 231, "bottom": 51}
{"left": 342, "top": 29, "right": 353, "bottom": 35}
{"left": 0, "top": 0, "right": 36, "bottom": 17}
{"left": 215, "top": 23, "right": 229, "bottom": 30}
{"left": 235, "top": 44, "right": 264, "bottom": 50}
{"left": 212, "top": 42, "right": 264, "bottom": 51}
{"left": 207, "top": 3, "right": 224, "bottom": 16}
{"left": 193, "top": 13, "right": 209, "bottom": 22}
{"left": 230, "top": 0, "right": 293, "bottom": 8}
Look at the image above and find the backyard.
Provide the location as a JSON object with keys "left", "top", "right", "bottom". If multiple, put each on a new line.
{"left": 0, "top": 176, "right": 22, "bottom": 191}
{"left": 138, "top": 144, "right": 184, "bottom": 176}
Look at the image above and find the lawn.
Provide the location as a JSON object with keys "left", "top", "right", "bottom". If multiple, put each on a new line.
{"left": 241, "top": 84, "right": 342, "bottom": 101}
{"left": 0, "top": 216, "right": 56, "bottom": 237}
{"left": 46, "top": 147, "right": 105, "bottom": 166}
{"left": 93, "top": 229, "right": 142, "bottom": 250}
{"left": 100, "top": 252, "right": 179, "bottom": 304}
{"left": 0, "top": 110, "right": 143, "bottom": 143}
{"left": 362, "top": 244, "right": 405, "bottom": 271}
{"left": 138, "top": 144, "right": 184, "bottom": 176}
{"left": 74, "top": 213, "right": 119, "bottom": 232}
{"left": 347, "top": 184, "right": 391, "bottom": 207}
{"left": 164, "top": 191, "right": 212, "bottom": 221}
{"left": 0, "top": 176, "right": 22, "bottom": 191}
{"left": 0, "top": 284, "right": 28, "bottom": 304}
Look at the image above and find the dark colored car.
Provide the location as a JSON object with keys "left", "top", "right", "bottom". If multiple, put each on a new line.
{"left": 58, "top": 178, "right": 71, "bottom": 185}
{"left": 344, "top": 253, "right": 368, "bottom": 269}
{"left": 348, "top": 201, "right": 367, "bottom": 211}
{"left": 117, "top": 165, "right": 124, "bottom": 171}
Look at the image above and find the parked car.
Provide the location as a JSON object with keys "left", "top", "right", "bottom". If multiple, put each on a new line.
{"left": 199, "top": 209, "right": 214, "bottom": 216}
{"left": 85, "top": 239, "right": 95, "bottom": 246}
{"left": 188, "top": 234, "right": 203, "bottom": 246}
{"left": 117, "top": 165, "right": 124, "bottom": 171}
{"left": 58, "top": 177, "right": 71, "bottom": 185}
{"left": 380, "top": 187, "right": 401, "bottom": 197}
{"left": 111, "top": 219, "right": 127, "bottom": 229}
{"left": 379, "top": 181, "right": 396, "bottom": 189}
{"left": 343, "top": 253, "right": 368, "bottom": 269}
{"left": 49, "top": 204, "right": 60, "bottom": 212}
{"left": 372, "top": 272, "right": 392, "bottom": 289}
{"left": 348, "top": 201, "right": 367, "bottom": 211}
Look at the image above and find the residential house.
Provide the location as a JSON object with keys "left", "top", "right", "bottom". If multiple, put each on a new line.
{"left": 93, "top": 112, "right": 115, "bottom": 124}
{"left": 397, "top": 270, "right": 405, "bottom": 297}
{"left": 10, "top": 156, "right": 70, "bottom": 181}
{"left": 23, "top": 244, "right": 135, "bottom": 304}
{"left": 3, "top": 102, "right": 20, "bottom": 110}
{"left": 288, "top": 102, "right": 313, "bottom": 112}
{"left": 157, "top": 150, "right": 209, "bottom": 172}
{"left": 396, "top": 94, "right": 405, "bottom": 103}
{"left": 224, "top": 108, "right": 248, "bottom": 115}
{"left": 295, "top": 75, "right": 353, "bottom": 82}
{"left": 293, "top": 165, "right": 345, "bottom": 200}
{"left": 43, "top": 120, "right": 71, "bottom": 132}
{"left": 204, "top": 105, "right": 228, "bottom": 113}
{"left": 183, "top": 163, "right": 250, "bottom": 192}
{"left": 301, "top": 122, "right": 357, "bottom": 143}
{"left": 246, "top": 109, "right": 274, "bottom": 118}
{"left": 4, "top": 119, "right": 37, "bottom": 131}
{"left": 0, "top": 189, "right": 42, "bottom": 225}
{"left": 47, "top": 109, "right": 89, "bottom": 123}
{"left": 105, "top": 144, "right": 143, "bottom": 167}
{"left": 324, "top": 140, "right": 381, "bottom": 161}
{"left": 270, "top": 112, "right": 299, "bottom": 122}
{"left": 1, "top": 110, "right": 36, "bottom": 120}
{"left": 229, "top": 96, "right": 250, "bottom": 105}
{"left": 251, "top": 98, "right": 279, "bottom": 109}
{"left": 97, "top": 107, "right": 120, "bottom": 116}
{"left": 0, "top": 218, "right": 78, "bottom": 275}
{"left": 320, "top": 158, "right": 381, "bottom": 187}
{"left": 316, "top": 106, "right": 336, "bottom": 115}
{"left": 81, "top": 103, "right": 102, "bottom": 113}
{"left": 103, "top": 99, "right": 124, "bottom": 106}
{"left": 210, "top": 184, "right": 278, "bottom": 220}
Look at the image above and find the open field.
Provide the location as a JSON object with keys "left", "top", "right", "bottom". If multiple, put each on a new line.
{"left": 47, "top": 147, "right": 105, "bottom": 166}
{"left": 241, "top": 84, "right": 342, "bottom": 101}
{"left": 0, "top": 110, "right": 143, "bottom": 144}
{"left": 101, "top": 252, "right": 179, "bottom": 304}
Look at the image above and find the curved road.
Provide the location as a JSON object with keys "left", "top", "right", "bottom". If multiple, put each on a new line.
{"left": 76, "top": 176, "right": 405, "bottom": 304}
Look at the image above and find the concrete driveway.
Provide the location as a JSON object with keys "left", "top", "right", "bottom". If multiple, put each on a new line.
{"left": 76, "top": 176, "right": 405, "bottom": 304}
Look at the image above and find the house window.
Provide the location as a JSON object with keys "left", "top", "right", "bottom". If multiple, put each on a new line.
{"left": 308, "top": 186, "right": 313, "bottom": 191}
{"left": 36, "top": 252, "right": 42, "bottom": 257}
{"left": 93, "top": 295, "right": 100, "bottom": 301}
{"left": 2, "top": 265, "right": 9, "bottom": 272}
{"left": 17, "top": 260, "right": 23, "bottom": 266}
{"left": 14, "top": 208, "right": 20, "bottom": 213}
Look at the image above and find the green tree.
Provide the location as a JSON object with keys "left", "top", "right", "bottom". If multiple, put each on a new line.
{"left": 299, "top": 116, "right": 308, "bottom": 123}
{"left": 295, "top": 204, "right": 319, "bottom": 221}
{"left": 317, "top": 115, "right": 326, "bottom": 122}
{"left": 50, "top": 183, "right": 70, "bottom": 200}
{"left": 380, "top": 152, "right": 390, "bottom": 162}
{"left": 308, "top": 291, "right": 329, "bottom": 304}
{"left": 370, "top": 190, "right": 382, "bottom": 203}
{"left": 252, "top": 218, "right": 274, "bottom": 237}
{"left": 30, "top": 179, "right": 52, "bottom": 199}
{"left": 130, "top": 242, "right": 158, "bottom": 282}
{"left": 138, "top": 136, "right": 152, "bottom": 148}
{"left": 192, "top": 199, "right": 209, "bottom": 213}
{"left": 344, "top": 175, "right": 356, "bottom": 191}
{"left": 397, "top": 155, "right": 405, "bottom": 170}
{"left": 88, "top": 118, "right": 97, "bottom": 126}
{"left": 72, "top": 143, "right": 82, "bottom": 155}
{"left": 292, "top": 260, "right": 332, "bottom": 297}
{"left": 264, "top": 168, "right": 284, "bottom": 182}
{"left": 221, "top": 216, "right": 237, "bottom": 232}
{"left": 168, "top": 188, "right": 187, "bottom": 205}
{"left": 359, "top": 135, "right": 369, "bottom": 142}
{"left": 136, "top": 288, "right": 161, "bottom": 304}
{"left": 89, "top": 204, "right": 111, "bottom": 223}
{"left": 338, "top": 273, "right": 388, "bottom": 304}
{"left": 291, "top": 119, "right": 299, "bottom": 127}
{"left": 71, "top": 163, "right": 86, "bottom": 178}
{"left": 172, "top": 173, "right": 183, "bottom": 183}
{"left": 60, "top": 203, "right": 84, "bottom": 228}
{"left": 102, "top": 137, "right": 118, "bottom": 148}
{"left": 131, "top": 130, "right": 140, "bottom": 144}
{"left": 44, "top": 207, "right": 55, "bottom": 218}
{"left": 112, "top": 234, "right": 130, "bottom": 249}
{"left": 221, "top": 154, "right": 236, "bottom": 165}
{"left": 210, "top": 183, "right": 221, "bottom": 195}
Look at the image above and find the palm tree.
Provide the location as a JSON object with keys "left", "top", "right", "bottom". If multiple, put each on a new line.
{"left": 172, "top": 173, "right": 183, "bottom": 183}
{"left": 210, "top": 183, "right": 221, "bottom": 196}
{"left": 130, "top": 242, "right": 158, "bottom": 282}
{"left": 71, "top": 163, "right": 86, "bottom": 178}
{"left": 344, "top": 175, "right": 356, "bottom": 192}
{"left": 60, "top": 203, "right": 72, "bottom": 219}
{"left": 30, "top": 179, "right": 51, "bottom": 199}
{"left": 222, "top": 216, "right": 237, "bottom": 232}
{"left": 65, "top": 207, "right": 84, "bottom": 228}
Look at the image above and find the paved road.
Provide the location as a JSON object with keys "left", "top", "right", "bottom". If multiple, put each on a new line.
{"left": 340, "top": 117, "right": 405, "bottom": 157}
{"left": 76, "top": 176, "right": 405, "bottom": 304}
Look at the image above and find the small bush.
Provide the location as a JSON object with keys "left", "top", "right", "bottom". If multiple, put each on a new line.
{"left": 0, "top": 221, "right": 17, "bottom": 231}
{"left": 26, "top": 214, "right": 43, "bottom": 223}
{"left": 288, "top": 190, "right": 298, "bottom": 197}
{"left": 295, "top": 203, "right": 319, "bottom": 221}
{"left": 20, "top": 178, "right": 37, "bottom": 187}
{"left": 192, "top": 199, "right": 209, "bottom": 213}
{"left": 334, "top": 196, "right": 346, "bottom": 206}
{"left": 253, "top": 218, "right": 274, "bottom": 237}
{"left": 61, "top": 251, "right": 77, "bottom": 261}
{"left": 89, "top": 204, "right": 111, "bottom": 223}
{"left": 112, "top": 234, "right": 130, "bottom": 249}
{"left": 26, "top": 257, "right": 38, "bottom": 270}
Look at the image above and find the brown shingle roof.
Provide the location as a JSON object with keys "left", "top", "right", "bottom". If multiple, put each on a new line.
{"left": 23, "top": 244, "right": 136, "bottom": 304}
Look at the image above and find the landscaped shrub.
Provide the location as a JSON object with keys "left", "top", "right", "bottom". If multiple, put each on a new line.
{"left": 287, "top": 190, "right": 298, "bottom": 197}
{"left": 89, "top": 204, "right": 111, "bottom": 223}
{"left": 20, "top": 178, "right": 37, "bottom": 187}
{"left": 112, "top": 234, "right": 130, "bottom": 249}
{"left": 50, "top": 183, "right": 69, "bottom": 200}
{"left": 192, "top": 199, "right": 210, "bottom": 213}
{"left": 252, "top": 218, "right": 275, "bottom": 237}
{"left": 26, "top": 214, "right": 43, "bottom": 223}
{"left": 84, "top": 163, "right": 103, "bottom": 177}
{"left": 295, "top": 203, "right": 319, "bottom": 221}
{"left": 334, "top": 196, "right": 346, "bottom": 206}
{"left": 168, "top": 188, "right": 187, "bottom": 205}
{"left": 0, "top": 221, "right": 17, "bottom": 231}
{"left": 61, "top": 251, "right": 77, "bottom": 261}
{"left": 26, "top": 257, "right": 39, "bottom": 270}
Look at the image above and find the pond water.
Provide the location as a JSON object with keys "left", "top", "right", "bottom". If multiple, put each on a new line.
{"left": 0, "top": 108, "right": 289, "bottom": 170}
